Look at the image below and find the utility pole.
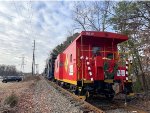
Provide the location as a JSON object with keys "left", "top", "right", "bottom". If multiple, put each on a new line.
{"left": 32, "top": 40, "right": 35, "bottom": 75}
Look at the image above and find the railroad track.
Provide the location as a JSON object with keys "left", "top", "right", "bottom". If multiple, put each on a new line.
{"left": 87, "top": 95, "right": 148, "bottom": 113}
{"left": 42, "top": 76, "right": 147, "bottom": 113}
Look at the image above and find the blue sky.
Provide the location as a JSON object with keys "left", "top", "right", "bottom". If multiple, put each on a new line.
{"left": 0, "top": 1, "right": 76, "bottom": 73}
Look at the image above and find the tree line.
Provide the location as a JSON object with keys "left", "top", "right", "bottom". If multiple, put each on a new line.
{"left": 0, "top": 65, "right": 20, "bottom": 77}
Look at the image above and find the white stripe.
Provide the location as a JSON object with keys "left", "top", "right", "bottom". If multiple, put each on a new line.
{"left": 80, "top": 56, "right": 84, "bottom": 59}
{"left": 89, "top": 72, "right": 92, "bottom": 76}
{"left": 126, "top": 61, "right": 128, "bottom": 64}
{"left": 87, "top": 62, "right": 90, "bottom": 65}
{"left": 91, "top": 78, "right": 93, "bottom": 81}
{"left": 126, "top": 71, "right": 128, "bottom": 75}
{"left": 126, "top": 66, "right": 128, "bottom": 69}
{"left": 126, "top": 77, "right": 128, "bottom": 80}
{"left": 85, "top": 56, "right": 88, "bottom": 60}
{"left": 88, "top": 66, "right": 91, "bottom": 70}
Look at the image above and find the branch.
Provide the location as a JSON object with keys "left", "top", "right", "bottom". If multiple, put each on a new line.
{"left": 74, "top": 18, "right": 86, "bottom": 31}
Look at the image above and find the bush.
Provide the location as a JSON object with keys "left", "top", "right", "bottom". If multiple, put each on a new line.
{"left": 4, "top": 93, "right": 18, "bottom": 108}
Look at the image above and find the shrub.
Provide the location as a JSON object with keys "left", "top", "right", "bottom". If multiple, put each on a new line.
{"left": 4, "top": 93, "right": 18, "bottom": 108}
{"left": 133, "top": 79, "right": 143, "bottom": 93}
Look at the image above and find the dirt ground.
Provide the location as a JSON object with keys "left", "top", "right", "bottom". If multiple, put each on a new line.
{"left": 0, "top": 77, "right": 150, "bottom": 113}
{"left": 0, "top": 78, "right": 35, "bottom": 113}
{"left": 0, "top": 77, "right": 81, "bottom": 113}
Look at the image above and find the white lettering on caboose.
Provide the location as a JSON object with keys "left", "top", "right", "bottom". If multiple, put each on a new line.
{"left": 86, "top": 32, "right": 94, "bottom": 36}
{"left": 69, "top": 65, "right": 73, "bottom": 75}
{"left": 117, "top": 70, "right": 125, "bottom": 76}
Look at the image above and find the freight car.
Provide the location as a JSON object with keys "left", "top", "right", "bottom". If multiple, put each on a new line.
{"left": 44, "top": 53, "right": 57, "bottom": 80}
{"left": 45, "top": 31, "right": 133, "bottom": 100}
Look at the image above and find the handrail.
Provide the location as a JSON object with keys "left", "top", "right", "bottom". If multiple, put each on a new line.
{"left": 80, "top": 49, "right": 129, "bottom": 54}
{"left": 79, "top": 49, "right": 129, "bottom": 64}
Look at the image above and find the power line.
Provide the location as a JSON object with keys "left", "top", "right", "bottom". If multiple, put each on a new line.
{"left": 13, "top": 1, "right": 35, "bottom": 75}
{"left": 12, "top": 2, "right": 38, "bottom": 74}
{"left": 12, "top": 1, "right": 34, "bottom": 41}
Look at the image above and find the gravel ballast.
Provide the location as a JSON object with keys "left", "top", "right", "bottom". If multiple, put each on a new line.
{"left": 32, "top": 78, "right": 82, "bottom": 113}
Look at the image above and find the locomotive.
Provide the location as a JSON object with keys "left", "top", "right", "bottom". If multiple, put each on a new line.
{"left": 45, "top": 31, "right": 133, "bottom": 100}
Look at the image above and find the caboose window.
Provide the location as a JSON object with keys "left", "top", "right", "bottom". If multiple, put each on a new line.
{"left": 70, "top": 54, "right": 72, "bottom": 62}
{"left": 92, "top": 47, "right": 101, "bottom": 56}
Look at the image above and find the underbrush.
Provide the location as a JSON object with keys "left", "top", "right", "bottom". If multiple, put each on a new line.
{"left": 133, "top": 79, "right": 143, "bottom": 93}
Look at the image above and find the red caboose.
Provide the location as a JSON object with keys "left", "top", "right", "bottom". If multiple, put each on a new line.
{"left": 55, "top": 31, "right": 132, "bottom": 99}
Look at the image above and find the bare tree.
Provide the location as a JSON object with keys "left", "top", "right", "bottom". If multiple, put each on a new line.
{"left": 73, "top": 1, "right": 114, "bottom": 31}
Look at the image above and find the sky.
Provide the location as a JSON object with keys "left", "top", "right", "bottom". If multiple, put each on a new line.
{"left": 0, "top": 1, "right": 77, "bottom": 73}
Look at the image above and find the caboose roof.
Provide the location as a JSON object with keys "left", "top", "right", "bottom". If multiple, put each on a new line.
{"left": 74, "top": 31, "right": 128, "bottom": 43}
{"left": 63, "top": 31, "right": 128, "bottom": 53}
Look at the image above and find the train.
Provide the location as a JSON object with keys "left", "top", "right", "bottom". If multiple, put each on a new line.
{"left": 44, "top": 31, "right": 133, "bottom": 100}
